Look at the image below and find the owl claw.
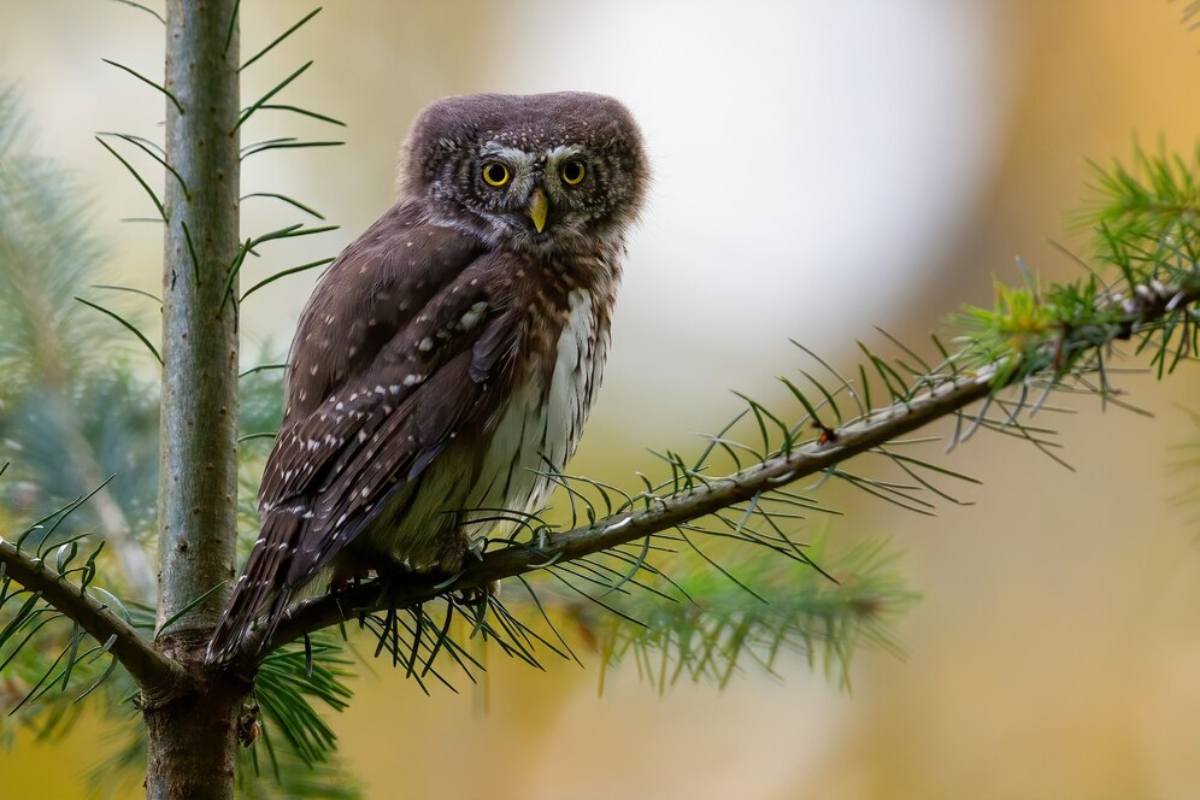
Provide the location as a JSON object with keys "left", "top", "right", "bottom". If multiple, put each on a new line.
{"left": 452, "top": 579, "right": 501, "bottom": 606}
{"left": 329, "top": 562, "right": 369, "bottom": 593}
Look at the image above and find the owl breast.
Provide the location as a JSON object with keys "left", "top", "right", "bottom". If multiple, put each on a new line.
{"left": 360, "top": 283, "right": 610, "bottom": 569}
{"left": 460, "top": 286, "right": 606, "bottom": 538}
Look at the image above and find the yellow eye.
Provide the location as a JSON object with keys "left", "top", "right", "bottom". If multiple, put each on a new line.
{"left": 561, "top": 159, "right": 586, "bottom": 186}
{"left": 481, "top": 161, "right": 510, "bottom": 187}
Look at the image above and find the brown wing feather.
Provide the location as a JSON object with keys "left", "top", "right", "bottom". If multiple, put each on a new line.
{"left": 288, "top": 308, "right": 519, "bottom": 585}
{"left": 208, "top": 206, "right": 519, "bottom": 662}
{"left": 283, "top": 202, "right": 485, "bottom": 420}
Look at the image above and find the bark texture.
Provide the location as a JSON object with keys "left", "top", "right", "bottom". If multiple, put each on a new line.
{"left": 147, "top": 2, "right": 243, "bottom": 797}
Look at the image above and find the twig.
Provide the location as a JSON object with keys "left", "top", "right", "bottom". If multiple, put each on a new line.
{"left": 0, "top": 538, "right": 189, "bottom": 700}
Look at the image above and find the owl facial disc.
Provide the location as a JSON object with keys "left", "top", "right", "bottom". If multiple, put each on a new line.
{"left": 401, "top": 92, "right": 648, "bottom": 254}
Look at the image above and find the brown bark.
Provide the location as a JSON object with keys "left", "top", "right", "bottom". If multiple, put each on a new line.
{"left": 144, "top": 636, "right": 245, "bottom": 800}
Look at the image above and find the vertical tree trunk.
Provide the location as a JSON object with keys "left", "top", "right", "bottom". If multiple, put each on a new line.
{"left": 146, "top": 2, "right": 243, "bottom": 797}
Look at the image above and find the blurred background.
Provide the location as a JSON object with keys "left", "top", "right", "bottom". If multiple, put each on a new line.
{"left": 2, "top": 0, "right": 1200, "bottom": 797}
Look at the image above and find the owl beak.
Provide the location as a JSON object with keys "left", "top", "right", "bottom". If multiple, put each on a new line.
{"left": 527, "top": 186, "right": 549, "bottom": 233}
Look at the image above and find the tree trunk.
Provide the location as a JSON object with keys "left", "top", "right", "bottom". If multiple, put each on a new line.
{"left": 143, "top": 680, "right": 243, "bottom": 799}
{"left": 147, "top": 2, "right": 243, "bottom": 797}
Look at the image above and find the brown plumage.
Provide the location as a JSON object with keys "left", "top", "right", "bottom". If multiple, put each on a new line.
{"left": 208, "top": 92, "right": 648, "bottom": 661}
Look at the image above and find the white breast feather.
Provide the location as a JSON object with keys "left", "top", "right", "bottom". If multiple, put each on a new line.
{"left": 462, "top": 289, "right": 599, "bottom": 539}
{"left": 371, "top": 289, "right": 606, "bottom": 565}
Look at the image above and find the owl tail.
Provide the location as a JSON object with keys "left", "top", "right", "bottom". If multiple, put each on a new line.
{"left": 206, "top": 510, "right": 303, "bottom": 664}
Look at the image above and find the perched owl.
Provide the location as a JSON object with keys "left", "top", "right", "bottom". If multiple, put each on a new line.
{"left": 208, "top": 92, "right": 648, "bottom": 661}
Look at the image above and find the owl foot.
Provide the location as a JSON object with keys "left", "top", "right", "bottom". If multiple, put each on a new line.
{"left": 437, "top": 534, "right": 499, "bottom": 603}
{"left": 329, "top": 561, "right": 370, "bottom": 594}
{"left": 374, "top": 535, "right": 499, "bottom": 600}
{"left": 447, "top": 579, "right": 501, "bottom": 608}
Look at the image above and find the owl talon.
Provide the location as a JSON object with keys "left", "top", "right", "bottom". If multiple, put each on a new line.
{"left": 330, "top": 562, "right": 369, "bottom": 593}
{"left": 452, "top": 579, "right": 501, "bottom": 605}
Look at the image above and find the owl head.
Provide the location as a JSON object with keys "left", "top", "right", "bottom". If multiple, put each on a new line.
{"left": 399, "top": 92, "right": 648, "bottom": 253}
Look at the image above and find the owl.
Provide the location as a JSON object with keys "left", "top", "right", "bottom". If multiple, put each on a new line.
{"left": 208, "top": 92, "right": 648, "bottom": 661}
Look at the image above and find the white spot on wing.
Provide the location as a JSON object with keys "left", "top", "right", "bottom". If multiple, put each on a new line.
{"left": 458, "top": 301, "right": 488, "bottom": 331}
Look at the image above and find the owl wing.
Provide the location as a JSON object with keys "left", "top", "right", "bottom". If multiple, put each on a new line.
{"left": 209, "top": 204, "right": 520, "bottom": 661}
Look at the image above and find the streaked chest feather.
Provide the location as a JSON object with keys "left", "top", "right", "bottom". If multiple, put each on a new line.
{"left": 463, "top": 287, "right": 605, "bottom": 525}
{"left": 367, "top": 286, "right": 609, "bottom": 563}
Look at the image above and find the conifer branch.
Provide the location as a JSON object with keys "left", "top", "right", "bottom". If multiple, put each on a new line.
{"left": 255, "top": 266, "right": 1200, "bottom": 661}
{"left": 0, "top": 538, "right": 188, "bottom": 698}
{"left": 256, "top": 375, "right": 989, "bottom": 657}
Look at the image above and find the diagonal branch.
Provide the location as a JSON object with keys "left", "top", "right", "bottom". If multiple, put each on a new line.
{"left": 253, "top": 372, "right": 990, "bottom": 660}
{"left": 249, "top": 271, "right": 1200, "bottom": 665}
{"left": 0, "top": 538, "right": 190, "bottom": 699}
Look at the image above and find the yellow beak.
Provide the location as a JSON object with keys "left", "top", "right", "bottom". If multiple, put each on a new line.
{"left": 527, "top": 186, "right": 548, "bottom": 233}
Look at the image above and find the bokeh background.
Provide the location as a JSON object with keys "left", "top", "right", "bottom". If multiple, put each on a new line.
{"left": 3, "top": 0, "right": 1200, "bottom": 797}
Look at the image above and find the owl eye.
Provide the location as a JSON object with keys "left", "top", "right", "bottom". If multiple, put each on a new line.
{"left": 481, "top": 161, "right": 510, "bottom": 187}
{"left": 560, "top": 159, "right": 586, "bottom": 186}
